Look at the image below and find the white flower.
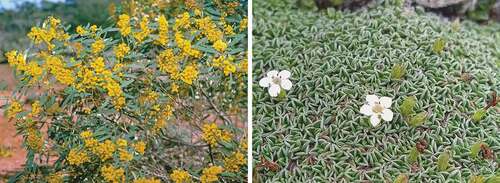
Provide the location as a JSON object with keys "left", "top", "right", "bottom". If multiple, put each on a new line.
{"left": 360, "top": 95, "right": 394, "bottom": 127}
{"left": 259, "top": 70, "right": 293, "bottom": 97}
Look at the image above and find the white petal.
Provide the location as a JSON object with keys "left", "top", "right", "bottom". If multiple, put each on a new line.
{"left": 278, "top": 70, "right": 291, "bottom": 79}
{"left": 370, "top": 115, "right": 381, "bottom": 127}
{"left": 360, "top": 104, "right": 373, "bottom": 116}
{"left": 268, "top": 84, "right": 280, "bottom": 97}
{"left": 381, "top": 109, "right": 393, "bottom": 121}
{"left": 366, "top": 95, "right": 379, "bottom": 105}
{"left": 259, "top": 77, "right": 271, "bottom": 87}
{"left": 281, "top": 79, "right": 292, "bottom": 90}
{"left": 267, "top": 70, "right": 279, "bottom": 78}
{"left": 380, "top": 97, "right": 392, "bottom": 108}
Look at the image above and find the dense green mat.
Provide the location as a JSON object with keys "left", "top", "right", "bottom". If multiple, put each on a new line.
{"left": 252, "top": 0, "right": 499, "bottom": 182}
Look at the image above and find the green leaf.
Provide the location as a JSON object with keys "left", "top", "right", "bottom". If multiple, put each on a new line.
{"left": 391, "top": 64, "right": 406, "bottom": 80}
{"left": 408, "top": 147, "right": 419, "bottom": 163}
{"left": 394, "top": 173, "right": 408, "bottom": 183}
{"left": 408, "top": 112, "right": 426, "bottom": 127}
{"left": 400, "top": 96, "right": 416, "bottom": 117}
{"left": 469, "top": 175, "right": 485, "bottom": 183}
{"left": 470, "top": 141, "right": 483, "bottom": 159}
{"left": 437, "top": 151, "right": 450, "bottom": 171}
{"left": 432, "top": 37, "right": 446, "bottom": 54}
{"left": 486, "top": 176, "right": 500, "bottom": 183}
{"left": 472, "top": 109, "right": 486, "bottom": 122}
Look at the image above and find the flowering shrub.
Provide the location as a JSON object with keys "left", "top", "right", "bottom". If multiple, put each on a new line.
{"left": 253, "top": 0, "right": 498, "bottom": 182}
{"left": 4, "top": 0, "right": 247, "bottom": 182}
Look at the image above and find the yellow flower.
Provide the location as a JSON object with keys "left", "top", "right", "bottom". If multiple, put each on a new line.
{"left": 45, "top": 56, "right": 75, "bottom": 85}
{"left": 221, "top": 130, "right": 233, "bottom": 142}
{"left": 114, "top": 43, "right": 130, "bottom": 60}
{"left": 26, "top": 128, "right": 44, "bottom": 152}
{"left": 100, "top": 164, "right": 125, "bottom": 183}
{"left": 91, "top": 38, "right": 105, "bottom": 54}
{"left": 31, "top": 100, "right": 42, "bottom": 116}
{"left": 133, "top": 141, "right": 146, "bottom": 155}
{"left": 200, "top": 166, "right": 224, "bottom": 183}
{"left": 223, "top": 151, "right": 246, "bottom": 172}
{"left": 7, "top": 100, "right": 23, "bottom": 119}
{"left": 156, "top": 15, "right": 169, "bottom": 46}
{"left": 213, "top": 40, "right": 227, "bottom": 53}
{"left": 195, "top": 17, "right": 223, "bottom": 43}
{"left": 239, "top": 18, "right": 248, "bottom": 31}
{"left": 67, "top": 148, "right": 89, "bottom": 166}
{"left": 84, "top": 138, "right": 99, "bottom": 151}
{"left": 224, "top": 24, "right": 235, "bottom": 35}
{"left": 5, "top": 50, "right": 27, "bottom": 71}
{"left": 174, "top": 12, "right": 191, "bottom": 30}
{"left": 94, "top": 140, "right": 116, "bottom": 161}
{"left": 171, "top": 83, "right": 179, "bottom": 93}
{"left": 201, "top": 123, "right": 220, "bottom": 147}
{"left": 46, "top": 172, "right": 64, "bottom": 183}
{"left": 170, "top": 169, "right": 191, "bottom": 183}
{"left": 80, "top": 130, "right": 93, "bottom": 139}
{"left": 76, "top": 25, "right": 87, "bottom": 36}
{"left": 116, "top": 138, "right": 128, "bottom": 148}
{"left": 117, "top": 14, "right": 131, "bottom": 36}
{"left": 119, "top": 150, "right": 133, "bottom": 162}
{"left": 133, "top": 177, "right": 161, "bottom": 183}
{"left": 25, "top": 62, "right": 43, "bottom": 83}
{"left": 157, "top": 49, "right": 179, "bottom": 78}
{"left": 90, "top": 25, "right": 98, "bottom": 32}
{"left": 48, "top": 16, "right": 61, "bottom": 27}
{"left": 180, "top": 64, "right": 198, "bottom": 85}
{"left": 134, "top": 17, "right": 151, "bottom": 43}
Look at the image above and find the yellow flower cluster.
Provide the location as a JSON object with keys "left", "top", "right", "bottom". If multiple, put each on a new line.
{"left": 212, "top": 56, "right": 236, "bottom": 76}
{"left": 114, "top": 43, "right": 130, "bottom": 60}
{"left": 26, "top": 128, "right": 44, "bottom": 152}
{"left": 133, "top": 178, "right": 161, "bottom": 183}
{"left": 46, "top": 56, "right": 75, "bottom": 85}
{"left": 134, "top": 17, "right": 151, "bottom": 43}
{"left": 156, "top": 15, "right": 169, "bottom": 46}
{"left": 240, "top": 18, "right": 248, "bottom": 31}
{"left": 27, "top": 16, "right": 69, "bottom": 51}
{"left": 170, "top": 169, "right": 191, "bottom": 183}
{"left": 91, "top": 38, "right": 105, "bottom": 54}
{"left": 201, "top": 122, "right": 232, "bottom": 147}
{"left": 117, "top": 14, "right": 132, "bottom": 36}
{"left": 133, "top": 141, "right": 146, "bottom": 155}
{"left": 223, "top": 151, "right": 246, "bottom": 172}
{"left": 174, "top": 32, "right": 201, "bottom": 58}
{"left": 213, "top": 40, "right": 227, "bottom": 53}
{"left": 200, "top": 166, "right": 224, "bottom": 183}
{"left": 180, "top": 64, "right": 199, "bottom": 85}
{"left": 119, "top": 149, "right": 133, "bottom": 162}
{"left": 46, "top": 173, "right": 64, "bottom": 183}
{"left": 31, "top": 101, "right": 42, "bottom": 116}
{"left": 195, "top": 17, "right": 223, "bottom": 43}
{"left": 157, "top": 49, "right": 179, "bottom": 78}
{"left": 100, "top": 164, "right": 125, "bottom": 183}
{"left": 76, "top": 25, "right": 87, "bottom": 36}
{"left": 5, "top": 50, "right": 43, "bottom": 83}
{"left": 7, "top": 100, "right": 22, "bottom": 119}
{"left": 67, "top": 148, "right": 89, "bottom": 166}
{"left": 174, "top": 12, "right": 191, "bottom": 30}
{"left": 75, "top": 57, "right": 125, "bottom": 109}
{"left": 94, "top": 140, "right": 116, "bottom": 161}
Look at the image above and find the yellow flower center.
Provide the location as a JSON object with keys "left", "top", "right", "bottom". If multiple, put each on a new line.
{"left": 372, "top": 104, "right": 384, "bottom": 113}
{"left": 272, "top": 76, "right": 281, "bottom": 85}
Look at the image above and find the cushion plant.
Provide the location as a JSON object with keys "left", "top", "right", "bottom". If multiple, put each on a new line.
{"left": 253, "top": 0, "right": 499, "bottom": 182}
